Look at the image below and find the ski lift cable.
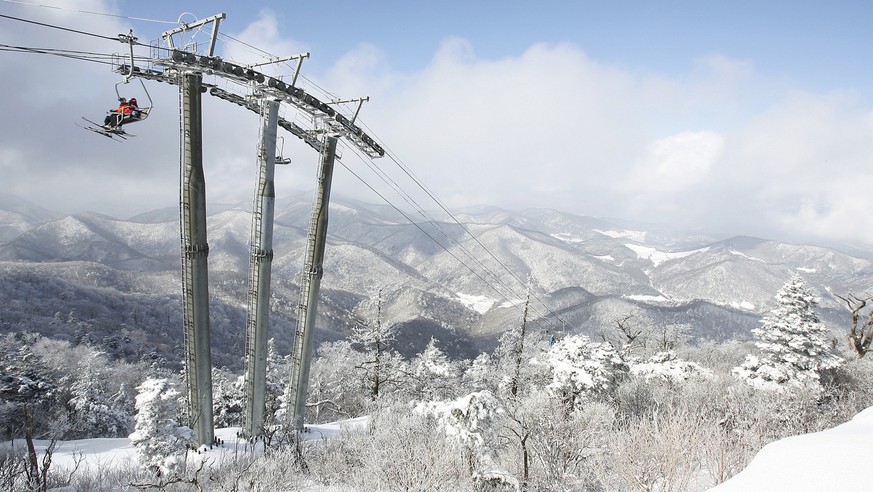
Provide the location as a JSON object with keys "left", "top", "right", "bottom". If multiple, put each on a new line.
{"left": 335, "top": 152, "right": 518, "bottom": 302}
{"left": 0, "top": 43, "right": 115, "bottom": 65}
{"left": 0, "top": 43, "right": 115, "bottom": 59}
{"left": 339, "top": 142, "right": 564, "bottom": 329}
{"left": 353, "top": 127, "right": 568, "bottom": 327}
{"left": 342, "top": 141, "right": 532, "bottom": 306}
{"left": 0, "top": 0, "right": 181, "bottom": 25}
{"left": 342, "top": 128, "right": 570, "bottom": 330}
{"left": 217, "top": 32, "right": 273, "bottom": 59}
{"left": 0, "top": 12, "right": 120, "bottom": 42}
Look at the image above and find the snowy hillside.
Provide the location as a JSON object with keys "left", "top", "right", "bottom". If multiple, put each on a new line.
{"left": 0, "top": 192, "right": 870, "bottom": 365}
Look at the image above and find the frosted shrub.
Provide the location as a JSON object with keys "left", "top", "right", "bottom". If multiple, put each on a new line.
{"left": 129, "top": 378, "right": 192, "bottom": 476}
{"left": 605, "top": 408, "right": 707, "bottom": 492}
{"left": 512, "top": 393, "right": 613, "bottom": 490}
{"left": 308, "top": 405, "right": 467, "bottom": 491}
{"left": 416, "top": 390, "right": 516, "bottom": 490}
{"left": 545, "top": 334, "right": 628, "bottom": 411}
{"left": 630, "top": 351, "right": 714, "bottom": 383}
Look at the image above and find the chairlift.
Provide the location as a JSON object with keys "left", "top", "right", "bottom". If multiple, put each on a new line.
{"left": 114, "top": 29, "right": 153, "bottom": 125}
{"left": 80, "top": 30, "right": 153, "bottom": 141}
{"left": 275, "top": 136, "right": 292, "bottom": 165}
{"left": 114, "top": 76, "right": 153, "bottom": 124}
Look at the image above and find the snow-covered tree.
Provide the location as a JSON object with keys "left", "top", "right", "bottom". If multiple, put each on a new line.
{"left": 212, "top": 367, "right": 243, "bottom": 428}
{"left": 734, "top": 274, "right": 844, "bottom": 391}
{"left": 351, "top": 288, "right": 402, "bottom": 400}
{"left": 263, "top": 338, "right": 288, "bottom": 426}
{"left": 416, "top": 391, "right": 517, "bottom": 490}
{"left": 491, "top": 314, "right": 547, "bottom": 399}
{"left": 464, "top": 352, "right": 495, "bottom": 392}
{"left": 303, "top": 340, "right": 368, "bottom": 422}
{"left": 67, "top": 353, "right": 132, "bottom": 438}
{"left": 412, "top": 338, "right": 461, "bottom": 400}
{"left": 129, "top": 378, "right": 192, "bottom": 476}
{"left": 545, "top": 334, "right": 628, "bottom": 410}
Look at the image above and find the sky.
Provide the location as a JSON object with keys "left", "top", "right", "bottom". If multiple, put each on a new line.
{"left": 0, "top": 0, "right": 872, "bottom": 250}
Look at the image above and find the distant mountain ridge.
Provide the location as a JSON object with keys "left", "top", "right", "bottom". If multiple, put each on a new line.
{"left": 0, "top": 193, "right": 868, "bottom": 367}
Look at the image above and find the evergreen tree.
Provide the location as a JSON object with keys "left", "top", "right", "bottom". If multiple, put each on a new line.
{"left": 67, "top": 352, "right": 132, "bottom": 438}
{"left": 734, "top": 274, "right": 844, "bottom": 391}
{"left": 545, "top": 334, "right": 628, "bottom": 411}
{"left": 129, "top": 378, "right": 192, "bottom": 476}
{"left": 263, "top": 338, "right": 288, "bottom": 426}
{"left": 211, "top": 367, "right": 243, "bottom": 428}
{"left": 351, "top": 288, "right": 400, "bottom": 400}
{"left": 412, "top": 338, "right": 459, "bottom": 400}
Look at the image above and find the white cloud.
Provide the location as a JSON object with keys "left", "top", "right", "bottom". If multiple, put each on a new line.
{"left": 625, "top": 130, "right": 724, "bottom": 194}
{"left": 2, "top": 5, "right": 872, "bottom": 248}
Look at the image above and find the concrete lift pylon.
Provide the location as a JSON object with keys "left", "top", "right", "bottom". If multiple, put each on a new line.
{"left": 178, "top": 71, "right": 214, "bottom": 447}
{"left": 287, "top": 135, "right": 339, "bottom": 432}
{"left": 242, "top": 98, "right": 280, "bottom": 439}
{"left": 162, "top": 13, "right": 225, "bottom": 447}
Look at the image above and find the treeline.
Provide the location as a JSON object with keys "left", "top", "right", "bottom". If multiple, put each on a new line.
{"left": 2, "top": 276, "right": 873, "bottom": 490}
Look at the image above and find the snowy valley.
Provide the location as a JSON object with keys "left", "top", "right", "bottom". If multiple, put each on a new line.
{"left": 2, "top": 193, "right": 873, "bottom": 490}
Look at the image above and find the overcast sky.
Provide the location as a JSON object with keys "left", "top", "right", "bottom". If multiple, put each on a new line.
{"left": 1, "top": 0, "right": 871, "bottom": 249}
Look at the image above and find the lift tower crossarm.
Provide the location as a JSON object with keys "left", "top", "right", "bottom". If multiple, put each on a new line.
{"left": 329, "top": 96, "right": 369, "bottom": 124}
{"left": 133, "top": 53, "right": 385, "bottom": 158}
{"left": 162, "top": 13, "right": 226, "bottom": 56}
{"left": 246, "top": 52, "right": 309, "bottom": 69}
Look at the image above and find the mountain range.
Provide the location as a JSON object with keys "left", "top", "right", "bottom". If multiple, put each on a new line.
{"left": 1, "top": 192, "right": 869, "bottom": 369}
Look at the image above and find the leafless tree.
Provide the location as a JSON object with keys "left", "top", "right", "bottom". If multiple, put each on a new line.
{"left": 837, "top": 293, "right": 873, "bottom": 357}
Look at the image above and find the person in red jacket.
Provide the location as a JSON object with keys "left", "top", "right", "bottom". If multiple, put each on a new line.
{"left": 103, "top": 97, "right": 132, "bottom": 129}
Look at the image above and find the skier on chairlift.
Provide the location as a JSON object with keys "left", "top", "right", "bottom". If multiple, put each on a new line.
{"left": 103, "top": 97, "right": 139, "bottom": 130}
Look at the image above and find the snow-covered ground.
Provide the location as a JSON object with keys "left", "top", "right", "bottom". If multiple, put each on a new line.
{"left": 11, "top": 409, "right": 872, "bottom": 491}
{"left": 22, "top": 417, "right": 369, "bottom": 476}
{"left": 709, "top": 406, "right": 873, "bottom": 491}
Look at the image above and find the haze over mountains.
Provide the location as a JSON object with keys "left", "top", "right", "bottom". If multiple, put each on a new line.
{"left": 1, "top": 192, "right": 869, "bottom": 369}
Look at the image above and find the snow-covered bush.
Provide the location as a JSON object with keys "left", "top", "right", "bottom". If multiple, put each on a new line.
{"left": 417, "top": 391, "right": 517, "bottom": 490}
{"left": 416, "top": 390, "right": 505, "bottom": 450}
{"left": 306, "top": 405, "right": 467, "bottom": 491}
{"left": 631, "top": 351, "right": 714, "bottom": 383}
{"left": 508, "top": 391, "right": 614, "bottom": 490}
{"left": 733, "top": 274, "right": 843, "bottom": 392}
{"left": 545, "top": 334, "right": 628, "bottom": 410}
{"left": 129, "top": 377, "right": 192, "bottom": 476}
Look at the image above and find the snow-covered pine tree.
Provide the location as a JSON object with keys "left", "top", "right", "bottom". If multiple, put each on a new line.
{"left": 733, "top": 274, "right": 844, "bottom": 391}
{"left": 463, "top": 352, "right": 495, "bottom": 392}
{"left": 67, "top": 352, "right": 132, "bottom": 438}
{"left": 211, "top": 367, "right": 243, "bottom": 428}
{"left": 412, "top": 338, "right": 461, "bottom": 401}
{"left": 545, "top": 334, "right": 628, "bottom": 411}
{"left": 351, "top": 288, "right": 400, "bottom": 400}
{"left": 263, "top": 338, "right": 288, "bottom": 425}
{"left": 129, "top": 378, "right": 192, "bottom": 476}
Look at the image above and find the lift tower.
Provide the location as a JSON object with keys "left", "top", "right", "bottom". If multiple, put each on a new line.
{"left": 162, "top": 13, "right": 225, "bottom": 447}
{"left": 118, "top": 17, "right": 385, "bottom": 439}
{"left": 287, "top": 135, "right": 339, "bottom": 431}
{"left": 243, "top": 98, "right": 280, "bottom": 439}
